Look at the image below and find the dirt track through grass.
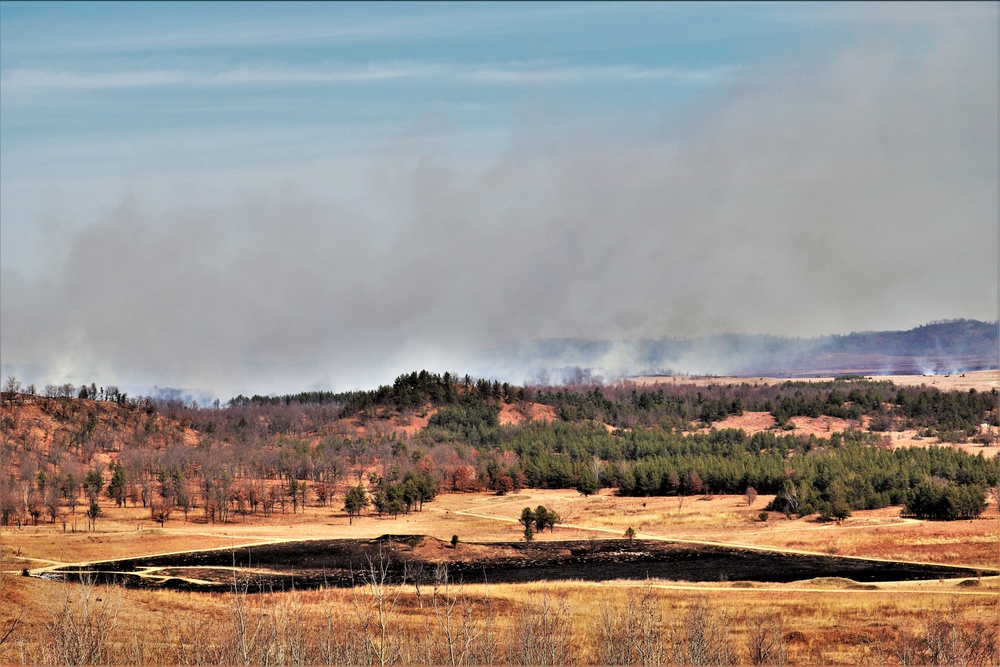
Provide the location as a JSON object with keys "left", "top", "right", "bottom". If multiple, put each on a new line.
{"left": 426, "top": 501, "right": 995, "bottom": 575}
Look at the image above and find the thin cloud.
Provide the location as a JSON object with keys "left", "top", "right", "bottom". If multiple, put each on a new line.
{"left": 0, "top": 3, "right": 656, "bottom": 56}
{"left": 466, "top": 64, "right": 733, "bottom": 85}
{"left": 1, "top": 68, "right": 188, "bottom": 91}
{"left": 2, "top": 62, "right": 732, "bottom": 94}
{"left": 771, "top": 0, "right": 998, "bottom": 25}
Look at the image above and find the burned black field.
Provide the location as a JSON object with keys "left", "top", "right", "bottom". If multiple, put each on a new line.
{"left": 46, "top": 536, "right": 992, "bottom": 592}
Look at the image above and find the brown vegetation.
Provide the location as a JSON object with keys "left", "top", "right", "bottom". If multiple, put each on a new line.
{"left": 3, "top": 485, "right": 999, "bottom": 664}
{"left": 2, "top": 557, "right": 997, "bottom": 665}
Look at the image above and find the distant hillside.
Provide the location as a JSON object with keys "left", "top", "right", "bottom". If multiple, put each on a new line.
{"left": 487, "top": 320, "right": 999, "bottom": 382}
{"left": 4, "top": 367, "right": 996, "bottom": 529}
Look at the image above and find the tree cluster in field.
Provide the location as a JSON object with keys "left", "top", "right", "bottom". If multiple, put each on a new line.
{"left": 370, "top": 470, "right": 439, "bottom": 519}
{"left": 902, "top": 479, "right": 991, "bottom": 520}
{"left": 519, "top": 505, "right": 561, "bottom": 541}
{"left": 1, "top": 372, "right": 996, "bottom": 529}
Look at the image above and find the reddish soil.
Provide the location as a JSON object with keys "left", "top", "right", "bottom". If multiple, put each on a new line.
{"left": 787, "top": 415, "right": 861, "bottom": 438}
{"left": 498, "top": 402, "right": 558, "bottom": 426}
{"left": 326, "top": 400, "right": 558, "bottom": 437}
{"left": 694, "top": 412, "right": 862, "bottom": 439}
{"left": 327, "top": 409, "right": 439, "bottom": 439}
{"left": 2, "top": 397, "right": 194, "bottom": 454}
{"left": 697, "top": 411, "right": 776, "bottom": 435}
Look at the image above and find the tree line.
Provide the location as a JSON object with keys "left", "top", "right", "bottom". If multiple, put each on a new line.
{"left": 2, "top": 371, "right": 996, "bottom": 529}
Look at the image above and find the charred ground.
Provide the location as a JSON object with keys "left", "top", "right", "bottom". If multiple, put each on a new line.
{"left": 48, "top": 535, "right": 992, "bottom": 593}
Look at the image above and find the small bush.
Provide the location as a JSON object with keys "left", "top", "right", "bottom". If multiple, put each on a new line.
{"left": 758, "top": 511, "right": 769, "bottom": 522}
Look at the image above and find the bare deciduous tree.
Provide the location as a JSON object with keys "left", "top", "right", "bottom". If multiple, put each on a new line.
{"left": 431, "top": 564, "right": 478, "bottom": 666}
{"left": 149, "top": 502, "right": 172, "bottom": 527}
{"left": 42, "top": 577, "right": 122, "bottom": 666}
{"left": 227, "top": 575, "right": 272, "bottom": 666}
{"left": 352, "top": 547, "right": 404, "bottom": 667}
{"left": 507, "top": 592, "right": 574, "bottom": 666}
{"left": 678, "top": 596, "right": 734, "bottom": 666}
{"left": 746, "top": 612, "right": 786, "bottom": 667}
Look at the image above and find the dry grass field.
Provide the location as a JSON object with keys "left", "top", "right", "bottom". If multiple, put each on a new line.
{"left": 3, "top": 481, "right": 998, "bottom": 665}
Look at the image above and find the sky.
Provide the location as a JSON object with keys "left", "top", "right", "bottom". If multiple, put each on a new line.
{"left": 1, "top": 1, "right": 997, "bottom": 399}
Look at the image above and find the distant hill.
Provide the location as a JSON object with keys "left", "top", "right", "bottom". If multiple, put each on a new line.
{"left": 487, "top": 320, "right": 999, "bottom": 382}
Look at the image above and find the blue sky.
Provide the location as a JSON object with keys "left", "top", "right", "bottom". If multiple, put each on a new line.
{"left": 1, "top": 1, "right": 825, "bottom": 259}
{"left": 1, "top": 2, "right": 997, "bottom": 397}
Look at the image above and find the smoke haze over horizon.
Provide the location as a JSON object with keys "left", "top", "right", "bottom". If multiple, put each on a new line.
{"left": 2, "top": 3, "right": 997, "bottom": 399}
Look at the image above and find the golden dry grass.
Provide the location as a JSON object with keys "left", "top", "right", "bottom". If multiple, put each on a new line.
{"left": 3, "top": 562, "right": 996, "bottom": 665}
{"left": 4, "top": 485, "right": 997, "bottom": 572}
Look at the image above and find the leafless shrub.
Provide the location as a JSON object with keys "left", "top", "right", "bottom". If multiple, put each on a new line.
{"left": 891, "top": 602, "right": 999, "bottom": 667}
{"left": 675, "top": 596, "right": 734, "bottom": 666}
{"left": 431, "top": 564, "right": 479, "bottom": 666}
{"left": 269, "top": 587, "right": 308, "bottom": 666}
{"left": 856, "top": 625, "right": 892, "bottom": 667}
{"left": 470, "top": 589, "right": 500, "bottom": 667}
{"left": 41, "top": 576, "right": 122, "bottom": 666}
{"left": 351, "top": 547, "right": 405, "bottom": 667}
{"left": 317, "top": 589, "right": 365, "bottom": 666}
{"left": 920, "top": 603, "right": 998, "bottom": 667}
{"left": 594, "top": 583, "right": 666, "bottom": 665}
{"left": 894, "top": 626, "right": 923, "bottom": 667}
{"left": 227, "top": 576, "right": 275, "bottom": 666}
{"left": 173, "top": 616, "right": 227, "bottom": 666}
{"left": 746, "top": 612, "right": 787, "bottom": 667}
{"left": 507, "top": 592, "right": 575, "bottom": 666}
{"left": 595, "top": 595, "right": 638, "bottom": 665}
{"left": 0, "top": 546, "right": 23, "bottom": 661}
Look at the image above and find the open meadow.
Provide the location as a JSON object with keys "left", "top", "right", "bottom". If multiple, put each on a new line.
{"left": 3, "top": 483, "right": 998, "bottom": 665}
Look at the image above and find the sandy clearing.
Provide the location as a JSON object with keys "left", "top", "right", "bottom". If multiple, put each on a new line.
{"left": 787, "top": 414, "right": 860, "bottom": 437}
{"left": 697, "top": 411, "right": 776, "bottom": 434}
{"left": 498, "top": 402, "right": 558, "bottom": 426}
{"left": 327, "top": 409, "right": 438, "bottom": 439}
{"left": 695, "top": 412, "right": 862, "bottom": 438}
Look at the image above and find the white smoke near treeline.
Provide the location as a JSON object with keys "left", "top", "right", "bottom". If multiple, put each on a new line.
{"left": 1, "top": 10, "right": 997, "bottom": 398}
{"left": 472, "top": 320, "right": 999, "bottom": 388}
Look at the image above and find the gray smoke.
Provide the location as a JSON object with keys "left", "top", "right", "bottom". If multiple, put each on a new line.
{"left": 2, "top": 13, "right": 997, "bottom": 397}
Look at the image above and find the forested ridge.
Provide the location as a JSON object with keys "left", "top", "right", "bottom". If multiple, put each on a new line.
{"left": 1, "top": 370, "right": 997, "bottom": 527}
